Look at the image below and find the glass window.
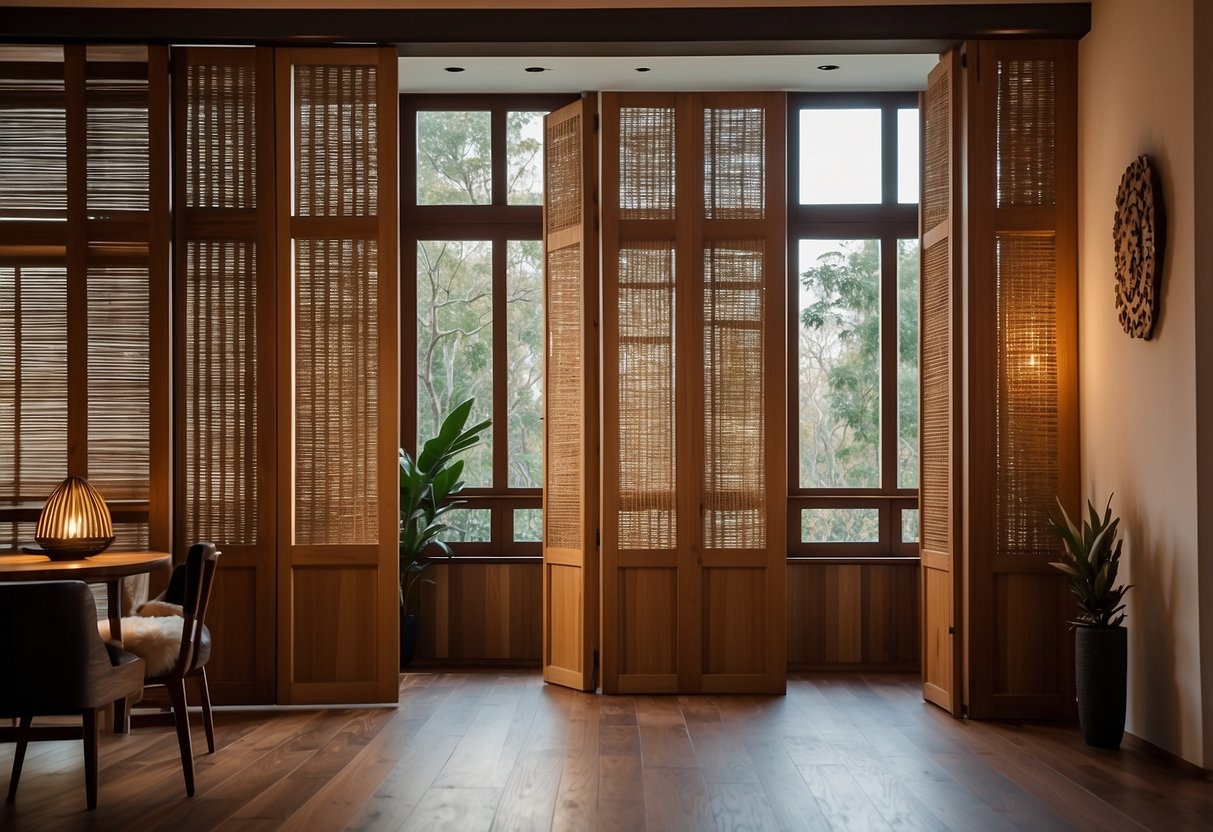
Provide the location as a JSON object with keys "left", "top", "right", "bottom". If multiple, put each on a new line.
{"left": 416, "top": 110, "right": 491, "bottom": 205}
{"left": 802, "top": 508, "right": 880, "bottom": 543}
{"left": 799, "top": 108, "right": 882, "bottom": 204}
{"left": 506, "top": 239, "right": 543, "bottom": 487}
{"left": 902, "top": 508, "right": 920, "bottom": 544}
{"left": 513, "top": 508, "right": 542, "bottom": 542}
{"left": 437, "top": 508, "right": 492, "bottom": 543}
{"left": 898, "top": 239, "right": 920, "bottom": 489}
{"left": 897, "top": 109, "right": 920, "bottom": 204}
{"left": 507, "top": 111, "right": 545, "bottom": 205}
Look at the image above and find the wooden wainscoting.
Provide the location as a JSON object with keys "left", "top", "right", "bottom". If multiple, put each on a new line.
{"left": 787, "top": 560, "right": 920, "bottom": 671}
{"left": 412, "top": 559, "right": 919, "bottom": 672}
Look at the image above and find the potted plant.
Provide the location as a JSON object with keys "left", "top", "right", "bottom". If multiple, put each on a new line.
{"left": 399, "top": 398, "right": 490, "bottom": 667}
{"left": 1048, "top": 495, "right": 1132, "bottom": 748}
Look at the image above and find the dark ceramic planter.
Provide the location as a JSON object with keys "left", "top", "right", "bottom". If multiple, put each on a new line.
{"left": 400, "top": 612, "right": 418, "bottom": 669}
{"left": 1075, "top": 625, "right": 1127, "bottom": 749}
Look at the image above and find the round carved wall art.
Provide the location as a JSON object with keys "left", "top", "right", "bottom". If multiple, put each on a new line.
{"left": 1113, "top": 154, "right": 1164, "bottom": 340}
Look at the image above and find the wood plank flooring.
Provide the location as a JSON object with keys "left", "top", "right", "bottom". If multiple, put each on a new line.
{"left": 1, "top": 672, "right": 1209, "bottom": 831}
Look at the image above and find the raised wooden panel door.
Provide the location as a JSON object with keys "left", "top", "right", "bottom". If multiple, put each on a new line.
{"left": 918, "top": 51, "right": 963, "bottom": 715}
{"left": 173, "top": 46, "right": 277, "bottom": 704}
{"left": 963, "top": 40, "right": 1078, "bottom": 719}
{"left": 276, "top": 48, "right": 399, "bottom": 705}
{"left": 541, "top": 96, "right": 599, "bottom": 691}
{"left": 600, "top": 92, "right": 785, "bottom": 694}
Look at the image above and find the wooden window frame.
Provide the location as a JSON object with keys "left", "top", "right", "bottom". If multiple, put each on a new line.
{"left": 787, "top": 91, "right": 920, "bottom": 559}
{"left": 401, "top": 94, "right": 576, "bottom": 559}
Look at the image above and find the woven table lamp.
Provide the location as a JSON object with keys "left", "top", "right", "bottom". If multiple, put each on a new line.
{"left": 33, "top": 476, "right": 115, "bottom": 560}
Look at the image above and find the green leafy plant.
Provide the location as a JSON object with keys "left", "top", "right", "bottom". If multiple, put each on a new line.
{"left": 399, "top": 398, "right": 490, "bottom": 610}
{"left": 1048, "top": 495, "right": 1132, "bottom": 628}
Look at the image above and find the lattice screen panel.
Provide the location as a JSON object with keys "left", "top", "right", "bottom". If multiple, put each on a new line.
{"left": 0, "top": 52, "right": 67, "bottom": 219}
{"left": 294, "top": 64, "right": 378, "bottom": 218}
{"left": 617, "top": 242, "right": 677, "bottom": 550}
{"left": 702, "top": 241, "right": 766, "bottom": 550}
{"left": 0, "top": 265, "right": 69, "bottom": 503}
{"left": 294, "top": 238, "right": 380, "bottom": 545}
{"left": 186, "top": 62, "right": 256, "bottom": 210}
{"left": 995, "top": 234, "right": 1058, "bottom": 557}
{"left": 923, "top": 69, "right": 951, "bottom": 233}
{"left": 920, "top": 240, "right": 950, "bottom": 555}
{"left": 87, "top": 263, "right": 150, "bottom": 500}
{"left": 703, "top": 108, "right": 765, "bottom": 220}
{"left": 545, "top": 245, "right": 583, "bottom": 551}
{"left": 185, "top": 240, "right": 258, "bottom": 545}
{"left": 996, "top": 59, "right": 1056, "bottom": 208}
{"left": 545, "top": 113, "right": 581, "bottom": 234}
{"left": 619, "top": 107, "right": 676, "bottom": 221}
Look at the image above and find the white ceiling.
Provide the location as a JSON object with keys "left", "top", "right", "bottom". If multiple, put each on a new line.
{"left": 398, "top": 53, "right": 939, "bottom": 94}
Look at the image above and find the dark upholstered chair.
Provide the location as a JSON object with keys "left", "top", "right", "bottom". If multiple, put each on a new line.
{"left": 0, "top": 580, "right": 145, "bottom": 810}
{"left": 114, "top": 541, "right": 220, "bottom": 797}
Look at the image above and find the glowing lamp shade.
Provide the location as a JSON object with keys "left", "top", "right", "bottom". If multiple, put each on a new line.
{"left": 34, "top": 477, "right": 114, "bottom": 560}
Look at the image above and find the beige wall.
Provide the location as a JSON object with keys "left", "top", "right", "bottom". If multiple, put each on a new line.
{"left": 1078, "top": 0, "right": 1209, "bottom": 767}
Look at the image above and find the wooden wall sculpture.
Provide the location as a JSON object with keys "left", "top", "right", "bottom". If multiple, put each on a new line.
{"left": 1113, "top": 154, "right": 1164, "bottom": 340}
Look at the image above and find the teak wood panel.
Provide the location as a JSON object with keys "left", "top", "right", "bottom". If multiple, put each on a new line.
{"left": 541, "top": 96, "right": 599, "bottom": 692}
{"left": 414, "top": 562, "right": 542, "bottom": 662}
{"left": 600, "top": 92, "right": 786, "bottom": 695}
{"left": 918, "top": 50, "right": 963, "bottom": 715}
{"left": 962, "top": 39, "right": 1078, "bottom": 720}
{"left": 275, "top": 47, "right": 399, "bottom": 705}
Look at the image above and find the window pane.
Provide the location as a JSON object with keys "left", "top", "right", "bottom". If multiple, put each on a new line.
{"left": 416, "top": 111, "right": 491, "bottom": 205}
{"left": 801, "top": 508, "right": 880, "bottom": 543}
{"left": 437, "top": 508, "right": 492, "bottom": 543}
{"left": 902, "top": 508, "right": 920, "bottom": 544}
{"left": 507, "top": 111, "right": 544, "bottom": 205}
{"left": 514, "top": 508, "right": 542, "bottom": 542}
{"left": 507, "top": 239, "right": 543, "bottom": 487}
{"left": 898, "top": 239, "right": 920, "bottom": 489}
{"left": 416, "top": 240, "right": 493, "bottom": 487}
{"left": 798, "top": 239, "right": 881, "bottom": 488}
{"left": 898, "top": 108, "right": 920, "bottom": 204}
{"left": 799, "top": 108, "right": 881, "bottom": 204}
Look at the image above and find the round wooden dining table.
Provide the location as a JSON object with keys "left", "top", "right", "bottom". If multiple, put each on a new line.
{"left": 0, "top": 551, "right": 172, "bottom": 641}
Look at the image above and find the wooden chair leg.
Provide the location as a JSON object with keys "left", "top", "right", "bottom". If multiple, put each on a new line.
{"left": 82, "top": 708, "right": 99, "bottom": 811}
{"left": 195, "top": 668, "right": 215, "bottom": 754}
{"left": 5, "top": 714, "right": 32, "bottom": 803}
{"left": 166, "top": 678, "right": 196, "bottom": 797}
{"left": 113, "top": 695, "right": 128, "bottom": 734}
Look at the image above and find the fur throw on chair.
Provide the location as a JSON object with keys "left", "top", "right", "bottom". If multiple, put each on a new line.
{"left": 97, "top": 611, "right": 184, "bottom": 677}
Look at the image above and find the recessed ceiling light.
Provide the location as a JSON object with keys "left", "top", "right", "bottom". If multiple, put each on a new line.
{"left": 524, "top": 66, "right": 548, "bottom": 73}
{"left": 817, "top": 64, "right": 840, "bottom": 71}
{"left": 444, "top": 66, "right": 465, "bottom": 73}
{"left": 635, "top": 67, "right": 652, "bottom": 73}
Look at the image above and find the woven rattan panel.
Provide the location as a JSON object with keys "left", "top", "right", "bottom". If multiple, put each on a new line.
{"left": 0, "top": 266, "right": 68, "bottom": 503}
{"left": 545, "top": 113, "right": 581, "bottom": 235}
{"left": 704, "top": 108, "right": 765, "bottom": 221}
{"left": 617, "top": 242, "right": 677, "bottom": 550}
{"left": 87, "top": 74, "right": 150, "bottom": 213}
{"left": 0, "top": 68, "right": 67, "bottom": 219}
{"left": 185, "top": 240, "right": 258, "bottom": 546}
{"left": 702, "top": 241, "right": 766, "bottom": 550}
{"left": 996, "top": 59, "right": 1056, "bottom": 209}
{"left": 995, "top": 234, "right": 1058, "bottom": 557}
{"left": 920, "top": 239, "right": 950, "bottom": 555}
{"left": 87, "top": 264, "right": 150, "bottom": 501}
{"left": 186, "top": 62, "right": 256, "bottom": 210}
{"left": 923, "top": 68, "right": 950, "bottom": 233}
{"left": 545, "top": 244, "right": 582, "bottom": 551}
{"left": 294, "top": 238, "right": 380, "bottom": 545}
{"left": 294, "top": 64, "right": 378, "bottom": 218}
{"left": 619, "top": 107, "right": 675, "bottom": 221}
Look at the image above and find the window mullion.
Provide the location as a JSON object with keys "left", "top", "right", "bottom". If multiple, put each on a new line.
{"left": 879, "top": 231, "right": 899, "bottom": 548}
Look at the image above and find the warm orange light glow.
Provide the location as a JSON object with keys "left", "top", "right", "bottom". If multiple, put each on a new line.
{"left": 33, "top": 477, "right": 114, "bottom": 560}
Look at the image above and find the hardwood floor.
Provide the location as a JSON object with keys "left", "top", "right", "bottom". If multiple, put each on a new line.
{"left": 1, "top": 671, "right": 1209, "bottom": 831}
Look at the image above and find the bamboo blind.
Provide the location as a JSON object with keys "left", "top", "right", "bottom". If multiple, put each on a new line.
{"left": 186, "top": 61, "right": 256, "bottom": 210}
{"left": 996, "top": 59, "right": 1056, "bottom": 209}
{"left": 293, "top": 238, "right": 380, "bottom": 545}
{"left": 545, "top": 245, "right": 582, "bottom": 551}
{"left": 185, "top": 240, "right": 259, "bottom": 545}
{"left": 545, "top": 113, "right": 581, "bottom": 234}
{"left": 619, "top": 107, "right": 676, "bottom": 220}
{"left": 0, "top": 68, "right": 66, "bottom": 218}
{"left": 703, "top": 108, "right": 765, "bottom": 220}
{"left": 617, "top": 242, "right": 677, "bottom": 550}
{"left": 995, "top": 235, "right": 1058, "bottom": 557}
{"left": 86, "top": 75, "right": 150, "bottom": 212}
{"left": 702, "top": 241, "right": 766, "bottom": 549}
{"left": 920, "top": 240, "right": 951, "bottom": 556}
{"left": 922, "top": 68, "right": 950, "bottom": 234}
{"left": 294, "top": 64, "right": 378, "bottom": 218}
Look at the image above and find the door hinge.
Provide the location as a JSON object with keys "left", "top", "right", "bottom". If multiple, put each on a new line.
{"left": 948, "top": 626, "right": 956, "bottom": 635}
{"left": 594, "top": 113, "right": 600, "bottom": 132}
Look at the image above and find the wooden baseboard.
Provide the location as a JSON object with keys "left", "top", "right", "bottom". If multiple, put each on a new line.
{"left": 404, "top": 658, "right": 542, "bottom": 672}
{"left": 1123, "top": 731, "right": 1213, "bottom": 780}
{"left": 789, "top": 662, "right": 920, "bottom": 673}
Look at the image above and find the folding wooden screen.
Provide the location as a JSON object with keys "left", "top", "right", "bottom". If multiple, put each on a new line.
{"left": 173, "top": 47, "right": 277, "bottom": 704}
{"left": 600, "top": 92, "right": 786, "bottom": 694}
{"left": 542, "top": 96, "right": 600, "bottom": 691}
{"left": 275, "top": 48, "right": 399, "bottom": 705}
{"left": 0, "top": 45, "right": 170, "bottom": 558}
